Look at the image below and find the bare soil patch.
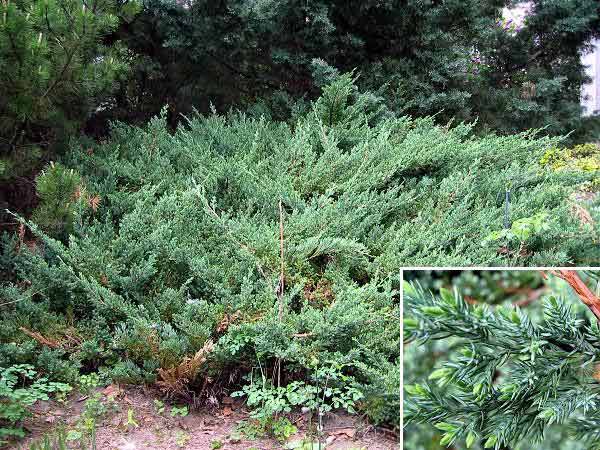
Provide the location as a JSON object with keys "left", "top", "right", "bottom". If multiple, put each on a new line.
{"left": 12, "top": 386, "right": 398, "bottom": 450}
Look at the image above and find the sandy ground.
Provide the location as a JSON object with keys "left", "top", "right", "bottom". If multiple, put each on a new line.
{"left": 12, "top": 385, "right": 398, "bottom": 450}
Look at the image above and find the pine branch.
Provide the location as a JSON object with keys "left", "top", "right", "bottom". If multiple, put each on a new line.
{"left": 405, "top": 277, "right": 600, "bottom": 449}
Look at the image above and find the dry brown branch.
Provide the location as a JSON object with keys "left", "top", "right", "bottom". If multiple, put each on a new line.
{"left": 513, "top": 287, "right": 546, "bottom": 307}
{"left": 276, "top": 200, "right": 286, "bottom": 389}
{"left": 569, "top": 191, "right": 596, "bottom": 228}
{"left": 16, "top": 223, "right": 25, "bottom": 252}
{"left": 19, "top": 326, "right": 83, "bottom": 351}
{"left": 19, "top": 327, "right": 61, "bottom": 349}
{"left": 464, "top": 296, "right": 479, "bottom": 305}
{"left": 88, "top": 194, "right": 101, "bottom": 211}
{"left": 571, "top": 202, "right": 594, "bottom": 228}
{"left": 292, "top": 332, "right": 314, "bottom": 338}
{"left": 548, "top": 270, "right": 600, "bottom": 321}
{"left": 216, "top": 310, "right": 241, "bottom": 333}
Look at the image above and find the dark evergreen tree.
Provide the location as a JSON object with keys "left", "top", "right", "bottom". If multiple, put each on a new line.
{"left": 0, "top": 0, "right": 139, "bottom": 229}
{"left": 105, "top": 0, "right": 600, "bottom": 140}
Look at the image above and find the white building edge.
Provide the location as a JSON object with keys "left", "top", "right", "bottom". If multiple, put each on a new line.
{"left": 581, "top": 39, "right": 600, "bottom": 116}
{"left": 505, "top": 3, "right": 600, "bottom": 116}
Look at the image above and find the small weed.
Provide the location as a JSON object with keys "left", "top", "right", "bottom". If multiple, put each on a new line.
{"left": 126, "top": 408, "right": 139, "bottom": 428}
{"left": 44, "top": 394, "right": 106, "bottom": 449}
{"left": 154, "top": 399, "right": 165, "bottom": 414}
{"left": 0, "top": 364, "right": 71, "bottom": 443}
{"left": 78, "top": 373, "right": 105, "bottom": 395}
{"left": 483, "top": 212, "right": 551, "bottom": 256}
{"left": 175, "top": 430, "right": 191, "bottom": 447}
{"left": 170, "top": 405, "right": 188, "bottom": 417}
{"left": 271, "top": 417, "right": 298, "bottom": 442}
{"left": 29, "top": 417, "right": 98, "bottom": 450}
{"left": 210, "top": 439, "right": 223, "bottom": 449}
{"left": 66, "top": 430, "right": 83, "bottom": 441}
{"left": 54, "top": 389, "right": 69, "bottom": 405}
{"left": 82, "top": 393, "right": 108, "bottom": 420}
{"left": 236, "top": 416, "right": 297, "bottom": 443}
{"left": 28, "top": 425, "right": 69, "bottom": 450}
{"left": 235, "top": 419, "right": 264, "bottom": 440}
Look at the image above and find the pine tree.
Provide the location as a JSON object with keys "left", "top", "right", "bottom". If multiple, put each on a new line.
{"left": 0, "top": 0, "right": 139, "bottom": 174}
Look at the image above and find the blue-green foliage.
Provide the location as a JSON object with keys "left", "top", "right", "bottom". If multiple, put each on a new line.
{"left": 404, "top": 272, "right": 600, "bottom": 450}
{"left": 0, "top": 78, "right": 404, "bottom": 431}
{"left": 70, "top": 76, "right": 598, "bottom": 266}
{"left": 0, "top": 76, "right": 597, "bottom": 435}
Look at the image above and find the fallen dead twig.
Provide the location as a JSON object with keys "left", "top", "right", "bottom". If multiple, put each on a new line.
{"left": 276, "top": 199, "right": 285, "bottom": 390}
{"left": 547, "top": 270, "right": 600, "bottom": 321}
{"left": 19, "top": 327, "right": 61, "bottom": 349}
{"left": 277, "top": 199, "right": 285, "bottom": 321}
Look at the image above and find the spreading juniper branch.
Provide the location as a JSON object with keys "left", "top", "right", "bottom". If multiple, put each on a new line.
{"left": 404, "top": 279, "right": 600, "bottom": 450}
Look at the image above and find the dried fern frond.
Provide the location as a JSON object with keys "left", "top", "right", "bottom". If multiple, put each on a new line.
{"left": 156, "top": 339, "right": 214, "bottom": 396}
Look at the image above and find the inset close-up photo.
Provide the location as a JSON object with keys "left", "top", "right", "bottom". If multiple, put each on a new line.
{"left": 404, "top": 270, "right": 600, "bottom": 450}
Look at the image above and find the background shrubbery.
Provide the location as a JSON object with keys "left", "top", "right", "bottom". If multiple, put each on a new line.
{"left": 2, "top": 0, "right": 600, "bottom": 225}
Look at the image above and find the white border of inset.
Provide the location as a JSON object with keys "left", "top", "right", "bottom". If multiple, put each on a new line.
{"left": 399, "top": 268, "right": 404, "bottom": 450}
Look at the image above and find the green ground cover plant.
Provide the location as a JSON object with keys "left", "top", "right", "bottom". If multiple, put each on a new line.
{"left": 0, "top": 76, "right": 404, "bottom": 447}
{"left": 0, "top": 364, "right": 71, "bottom": 444}
{"left": 28, "top": 75, "right": 600, "bottom": 266}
